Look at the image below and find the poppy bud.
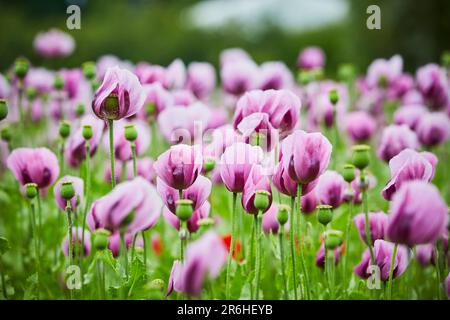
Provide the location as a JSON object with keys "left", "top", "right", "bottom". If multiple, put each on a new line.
{"left": 59, "top": 120, "right": 71, "bottom": 139}
{"left": 317, "top": 204, "right": 333, "bottom": 226}
{"left": 254, "top": 190, "right": 270, "bottom": 212}
{"left": 94, "top": 229, "right": 110, "bottom": 251}
{"left": 277, "top": 204, "right": 289, "bottom": 226}
{"left": 82, "top": 125, "right": 93, "bottom": 140}
{"left": 352, "top": 145, "right": 370, "bottom": 170}
{"left": 124, "top": 124, "right": 138, "bottom": 142}
{"left": 60, "top": 181, "right": 75, "bottom": 201}
{"left": 75, "top": 103, "right": 85, "bottom": 117}
{"left": 82, "top": 61, "right": 96, "bottom": 80}
{"left": 342, "top": 164, "right": 356, "bottom": 183}
{"left": 25, "top": 183, "right": 38, "bottom": 199}
{"left": 146, "top": 102, "right": 156, "bottom": 115}
{"left": 203, "top": 157, "right": 216, "bottom": 173}
{"left": 25, "top": 87, "right": 37, "bottom": 101}
{"left": 329, "top": 89, "right": 339, "bottom": 105}
{"left": 337, "top": 63, "right": 355, "bottom": 82}
{"left": 14, "top": 58, "right": 29, "bottom": 79}
{"left": 0, "top": 99, "right": 8, "bottom": 121}
{"left": 176, "top": 199, "right": 193, "bottom": 221}
{"left": 102, "top": 94, "right": 120, "bottom": 120}
{"left": 1, "top": 127, "right": 11, "bottom": 142}
{"left": 53, "top": 75, "right": 64, "bottom": 90}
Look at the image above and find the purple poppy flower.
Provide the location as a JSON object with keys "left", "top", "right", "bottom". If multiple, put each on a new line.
{"left": 316, "top": 170, "right": 346, "bottom": 209}
{"left": 377, "top": 125, "right": 419, "bottom": 162}
{"left": 163, "top": 201, "right": 210, "bottom": 234}
{"left": 185, "top": 62, "right": 216, "bottom": 99}
{"left": 297, "top": 47, "right": 325, "bottom": 70}
{"left": 315, "top": 241, "right": 341, "bottom": 269}
{"left": 61, "top": 227, "right": 91, "bottom": 258}
{"left": 354, "top": 211, "right": 388, "bottom": 245}
{"left": 393, "top": 105, "right": 428, "bottom": 130}
{"left": 345, "top": 111, "right": 377, "bottom": 142}
{"left": 416, "top": 112, "right": 450, "bottom": 147}
{"left": 242, "top": 165, "right": 272, "bottom": 215}
{"left": 33, "top": 29, "right": 75, "bottom": 58}
{"left": 416, "top": 63, "right": 449, "bottom": 110}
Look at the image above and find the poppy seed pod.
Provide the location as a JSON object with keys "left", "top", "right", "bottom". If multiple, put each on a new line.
{"left": 352, "top": 145, "right": 370, "bottom": 170}
{"left": 1, "top": 127, "right": 12, "bottom": 142}
{"left": 324, "top": 230, "right": 343, "bottom": 250}
{"left": 317, "top": 204, "right": 333, "bottom": 226}
{"left": 342, "top": 164, "right": 356, "bottom": 183}
{"left": 329, "top": 88, "right": 339, "bottom": 105}
{"left": 124, "top": 124, "right": 138, "bottom": 142}
{"left": 53, "top": 75, "right": 64, "bottom": 90}
{"left": 14, "top": 57, "right": 29, "bottom": 79}
{"left": 82, "top": 61, "right": 96, "bottom": 80}
{"left": 102, "top": 94, "right": 120, "bottom": 120}
{"left": 254, "top": 190, "right": 271, "bottom": 212}
{"left": 0, "top": 99, "right": 8, "bottom": 121}
{"left": 176, "top": 199, "right": 194, "bottom": 221}
{"left": 25, "top": 183, "right": 38, "bottom": 199}
{"left": 277, "top": 204, "right": 289, "bottom": 225}
{"left": 82, "top": 125, "right": 93, "bottom": 140}
{"left": 59, "top": 120, "right": 71, "bottom": 139}
{"left": 76, "top": 103, "right": 85, "bottom": 117}
{"left": 60, "top": 181, "right": 75, "bottom": 201}
{"left": 25, "top": 87, "right": 37, "bottom": 101}
{"left": 94, "top": 228, "right": 111, "bottom": 251}
{"left": 203, "top": 157, "right": 216, "bottom": 173}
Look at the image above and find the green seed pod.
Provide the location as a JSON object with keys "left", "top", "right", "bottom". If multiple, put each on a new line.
{"left": 25, "top": 87, "right": 37, "bottom": 101}
{"left": 25, "top": 183, "right": 38, "bottom": 199}
{"left": 76, "top": 103, "right": 85, "bottom": 117}
{"left": 203, "top": 157, "right": 216, "bottom": 173}
{"left": 254, "top": 190, "right": 271, "bottom": 212}
{"left": 277, "top": 204, "right": 290, "bottom": 226}
{"left": 60, "top": 181, "right": 75, "bottom": 200}
{"left": 94, "top": 229, "right": 111, "bottom": 251}
{"left": 0, "top": 127, "right": 12, "bottom": 142}
{"left": 317, "top": 204, "right": 333, "bottom": 226}
{"left": 329, "top": 89, "right": 339, "bottom": 105}
{"left": 324, "top": 230, "right": 343, "bottom": 250}
{"left": 124, "top": 124, "right": 138, "bottom": 142}
{"left": 0, "top": 99, "right": 8, "bottom": 121}
{"left": 103, "top": 94, "right": 120, "bottom": 120}
{"left": 176, "top": 199, "right": 194, "bottom": 221}
{"left": 337, "top": 63, "right": 356, "bottom": 82}
{"left": 82, "top": 125, "right": 93, "bottom": 140}
{"left": 147, "top": 279, "right": 165, "bottom": 291}
{"left": 342, "top": 164, "right": 356, "bottom": 183}
{"left": 197, "top": 217, "right": 215, "bottom": 228}
{"left": 53, "top": 75, "right": 64, "bottom": 90}
{"left": 352, "top": 145, "right": 371, "bottom": 170}
{"left": 82, "top": 61, "right": 96, "bottom": 80}
{"left": 145, "top": 102, "right": 156, "bottom": 115}
{"left": 59, "top": 120, "right": 71, "bottom": 139}
{"left": 14, "top": 58, "right": 29, "bottom": 79}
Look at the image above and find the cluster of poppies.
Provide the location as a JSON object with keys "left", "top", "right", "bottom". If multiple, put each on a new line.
{"left": 0, "top": 29, "right": 449, "bottom": 300}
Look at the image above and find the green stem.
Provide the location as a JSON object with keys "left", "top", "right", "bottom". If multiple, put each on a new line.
{"left": 279, "top": 230, "right": 288, "bottom": 299}
{"left": 30, "top": 201, "right": 40, "bottom": 299}
{"left": 97, "top": 258, "right": 104, "bottom": 299}
{"left": 60, "top": 139, "right": 65, "bottom": 175}
{"left": 226, "top": 192, "right": 238, "bottom": 299}
{"left": 120, "top": 231, "right": 128, "bottom": 280}
{"left": 342, "top": 193, "right": 354, "bottom": 295}
{"left": 387, "top": 243, "right": 398, "bottom": 300}
{"left": 297, "top": 184, "right": 310, "bottom": 299}
{"left": 289, "top": 197, "right": 298, "bottom": 299}
{"left": 254, "top": 212, "right": 262, "bottom": 300}
{"left": 180, "top": 221, "right": 187, "bottom": 262}
{"left": 36, "top": 191, "right": 42, "bottom": 263}
{"left": 0, "top": 264, "right": 6, "bottom": 299}
{"left": 108, "top": 119, "right": 116, "bottom": 188}
{"left": 17, "top": 81, "right": 24, "bottom": 128}
{"left": 130, "top": 233, "right": 138, "bottom": 262}
{"left": 131, "top": 142, "right": 137, "bottom": 177}
{"left": 361, "top": 171, "right": 375, "bottom": 265}
{"left": 434, "top": 244, "right": 443, "bottom": 299}
{"left": 142, "top": 231, "right": 148, "bottom": 276}
{"left": 66, "top": 201, "right": 73, "bottom": 266}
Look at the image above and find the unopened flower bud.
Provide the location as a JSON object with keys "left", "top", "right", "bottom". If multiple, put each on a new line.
{"left": 75, "top": 103, "right": 85, "bottom": 116}
{"left": 176, "top": 199, "right": 193, "bottom": 221}
{"left": 145, "top": 102, "right": 155, "bottom": 115}
{"left": 59, "top": 120, "right": 71, "bottom": 139}
{"left": 25, "top": 183, "right": 38, "bottom": 199}
{"left": 352, "top": 145, "right": 370, "bottom": 170}
{"left": 337, "top": 63, "right": 356, "bottom": 82}
{"left": 82, "top": 125, "right": 93, "bottom": 140}
{"left": 317, "top": 204, "right": 333, "bottom": 226}
{"left": 1, "top": 127, "right": 11, "bottom": 142}
{"left": 124, "top": 124, "right": 138, "bottom": 142}
{"left": 277, "top": 204, "right": 290, "bottom": 226}
{"left": 254, "top": 190, "right": 270, "bottom": 212}
{"left": 0, "top": 99, "right": 8, "bottom": 121}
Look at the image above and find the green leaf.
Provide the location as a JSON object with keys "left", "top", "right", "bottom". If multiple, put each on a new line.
{"left": 0, "top": 237, "right": 10, "bottom": 256}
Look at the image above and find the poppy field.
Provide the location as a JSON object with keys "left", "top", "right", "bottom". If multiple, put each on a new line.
{"left": 0, "top": 29, "right": 449, "bottom": 301}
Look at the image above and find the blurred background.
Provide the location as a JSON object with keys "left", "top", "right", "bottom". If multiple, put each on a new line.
{"left": 0, "top": 0, "right": 449, "bottom": 74}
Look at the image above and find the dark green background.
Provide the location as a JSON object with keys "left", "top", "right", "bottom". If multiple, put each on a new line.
{"left": 0, "top": 0, "right": 449, "bottom": 74}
